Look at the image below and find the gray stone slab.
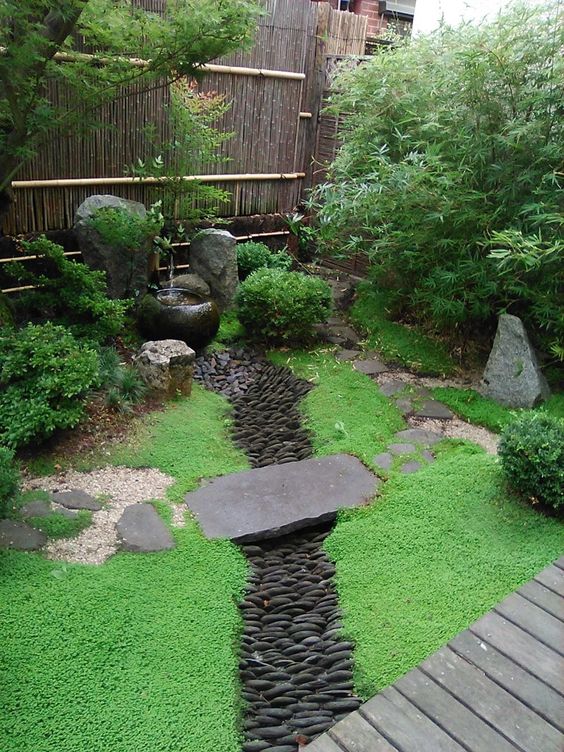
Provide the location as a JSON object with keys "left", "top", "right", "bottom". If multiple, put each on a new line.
{"left": 330, "top": 325, "right": 360, "bottom": 346}
{"left": 421, "top": 449, "right": 435, "bottom": 463}
{"left": 50, "top": 489, "right": 102, "bottom": 511}
{"left": 374, "top": 452, "right": 393, "bottom": 471}
{"left": 0, "top": 519, "right": 46, "bottom": 550}
{"left": 20, "top": 500, "right": 52, "bottom": 518}
{"left": 400, "top": 460, "right": 422, "bottom": 474}
{"left": 335, "top": 349, "right": 361, "bottom": 362}
{"left": 395, "top": 428, "right": 443, "bottom": 446}
{"left": 353, "top": 359, "right": 387, "bottom": 376}
{"left": 414, "top": 399, "right": 454, "bottom": 420}
{"left": 379, "top": 379, "right": 408, "bottom": 397}
{"left": 388, "top": 443, "right": 416, "bottom": 456}
{"left": 116, "top": 504, "right": 175, "bottom": 553}
{"left": 395, "top": 398, "right": 413, "bottom": 415}
{"left": 185, "top": 454, "right": 380, "bottom": 543}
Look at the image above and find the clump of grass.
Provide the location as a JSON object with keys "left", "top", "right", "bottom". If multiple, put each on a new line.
{"left": 350, "top": 283, "right": 456, "bottom": 376}
{"left": 27, "top": 510, "right": 92, "bottom": 539}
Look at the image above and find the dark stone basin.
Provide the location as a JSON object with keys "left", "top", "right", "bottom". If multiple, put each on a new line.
{"left": 137, "top": 288, "right": 220, "bottom": 349}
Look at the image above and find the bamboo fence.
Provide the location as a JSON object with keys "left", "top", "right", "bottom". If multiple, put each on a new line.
{"left": 4, "top": 0, "right": 367, "bottom": 236}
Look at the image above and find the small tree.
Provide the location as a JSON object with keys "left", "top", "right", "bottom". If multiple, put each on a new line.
{"left": 0, "top": 0, "right": 259, "bottom": 226}
{"left": 312, "top": 0, "right": 563, "bottom": 357}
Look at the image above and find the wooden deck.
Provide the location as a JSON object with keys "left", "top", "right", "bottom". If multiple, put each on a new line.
{"left": 307, "top": 558, "right": 564, "bottom": 752}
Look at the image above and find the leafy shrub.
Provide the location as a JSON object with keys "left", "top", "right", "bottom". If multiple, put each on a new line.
{"left": 0, "top": 447, "right": 20, "bottom": 518}
{"left": 312, "top": 0, "right": 563, "bottom": 355}
{"left": 6, "top": 237, "right": 130, "bottom": 342}
{"left": 0, "top": 323, "right": 99, "bottom": 448}
{"left": 236, "top": 242, "right": 293, "bottom": 279}
{"left": 88, "top": 207, "right": 161, "bottom": 253}
{"left": 236, "top": 268, "right": 332, "bottom": 341}
{"left": 498, "top": 412, "right": 564, "bottom": 511}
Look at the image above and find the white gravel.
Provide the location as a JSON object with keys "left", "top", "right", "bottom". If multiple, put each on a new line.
{"left": 24, "top": 466, "right": 176, "bottom": 565}
{"left": 408, "top": 416, "right": 498, "bottom": 455}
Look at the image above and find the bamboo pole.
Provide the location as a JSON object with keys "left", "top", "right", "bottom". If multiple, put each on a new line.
{"left": 12, "top": 173, "right": 306, "bottom": 189}
{"left": 299, "top": 112, "right": 313, "bottom": 118}
{"left": 0, "top": 251, "right": 81, "bottom": 264}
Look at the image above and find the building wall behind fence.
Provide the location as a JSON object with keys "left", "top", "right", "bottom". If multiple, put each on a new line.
{"left": 5, "top": 0, "right": 366, "bottom": 236}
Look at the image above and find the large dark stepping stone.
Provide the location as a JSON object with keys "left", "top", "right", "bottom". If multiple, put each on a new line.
{"left": 20, "top": 500, "right": 52, "bottom": 518}
{"left": 335, "top": 349, "right": 360, "bottom": 362}
{"left": 116, "top": 504, "right": 175, "bottom": 552}
{"left": 394, "top": 428, "right": 442, "bottom": 446}
{"left": 379, "top": 379, "right": 408, "bottom": 397}
{"left": 50, "top": 489, "right": 102, "bottom": 511}
{"left": 0, "top": 519, "right": 46, "bottom": 550}
{"left": 185, "top": 454, "right": 380, "bottom": 543}
{"left": 414, "top": 399, "right": 454, "bottom": 420}
{"left": 353, "top": 359, "right": 387, "bottom": 376}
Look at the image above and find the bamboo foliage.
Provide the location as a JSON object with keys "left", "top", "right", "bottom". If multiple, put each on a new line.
{"left": 5, "top": 0, "right": 367, "bottom": 235}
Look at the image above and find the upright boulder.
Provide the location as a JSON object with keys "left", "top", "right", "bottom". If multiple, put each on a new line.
{"left": 74, "top": 195, "right": 156, "bottom": 299}
{"left": 481, "top": 314, "right": 550, "bottom": 408}
{"left": 189, "top": 229, "right": 237, "bottom": 311}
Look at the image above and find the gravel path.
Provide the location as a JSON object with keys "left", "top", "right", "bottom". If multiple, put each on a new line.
{"left": 24, "top": 467, "right": 175, "bottom": 565}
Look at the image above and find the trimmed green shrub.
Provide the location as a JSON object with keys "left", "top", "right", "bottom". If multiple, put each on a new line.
{"left": 6, "top": 237, "right": 130, "bottom": 342}
{"left": 0, "top": 446, "right": 20, "bottom": 518}
{"left": 236, "top": 241, "right": 292, "bottom": 279}
{"left": 0, "top": 323, "right": 99, "bottom": 448}
{"left": 236, "top": 268, "right": 332, "bottom": 341}
{"left": 498, "top": 412, "right": 564, "bottom": 511}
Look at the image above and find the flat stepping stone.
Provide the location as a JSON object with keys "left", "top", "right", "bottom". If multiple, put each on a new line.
{"left": 379, "top": 379, "right": 408, "bottom": 397}
{"left": 353, "top": 359, "right": 387, "bottom": 376}
{"left": 330, "top": 325, "right": 360, "bottom": 346}
{"left": 373, "top": 452, "right": 393, "bottom": 471}
{"left": 185, "top": 454, "right": 380, "bottom": 543}
{"left": 335, "top": 349, "right": 361, "bottom": 362}
{"left": 401, "top": 460, "right": 422, "bottom": 474}
{"left": 0, "top": 519, "right": 46, "bottom": 550}
{"left": 388, "top": 443, "right": 416, "bottom": 455}
{"left": 326, "top": 316, "right": 347, "bottom": 326}
{"left": 394, "top": 428, "right": 443, "bottom": 446}
{"left": 422, "top": 449, "right": 435, "bottom": 463}
{"left": 20, "top": 500, "right": 52, "bottom": 518}
{"left": 395, "top": 398, "right": 413, "bottom": 415}
{"left": 116, "top": 504, "right": 175, "bottom": 553}
{"left": 414, "top": 399, "right": 454, "bottom": 420}
{"left": 50, "top": 489, "right": 102, "bottom": 511}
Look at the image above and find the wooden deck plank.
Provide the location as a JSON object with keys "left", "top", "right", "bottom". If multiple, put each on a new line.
{"left": 518, "top": 580, "right": 564, "bottom": 622}
{"left": 534, "top": 565, "right": 564, "bottom": 597}
{"left": 394, "top": 666, "right": 521, "bottom": 751}
{"left": 421, "top": 646, "right": 564, "bottom": 752}
{"left": 361, "top": 688, "right": 466, "bottom": 752}
{"left": 494, "top": 592, "right": 564, "bottom": 655}
{"left": 449, "top": 630, "right": 564, "bottom": 732}
{"left": 471, "top": 611, "right": 564, "bottom": 692}
{"left": 327, "top": 711, "right": 401, "bottom": 751}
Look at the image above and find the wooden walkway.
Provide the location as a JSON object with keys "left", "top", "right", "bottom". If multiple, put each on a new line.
{"left": 307, "top": 558, "right": 564, "bottom": 752}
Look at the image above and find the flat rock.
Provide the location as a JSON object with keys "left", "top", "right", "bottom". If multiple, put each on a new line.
{"left": 388, "top": 443, "right": 416, "bottom": 455}
{"left": 422, "top": 449, "right": 435, "bottom": 463}
{"left": 0, "top": 519, "right": 46, "bottom": 550}
{"left": 20, "top": 500, "right": 52, "bottom": 518}
{"left": 50, "top": 489, "right": 102, "bottom": 511}
{"left": 353, "top": 359, "right": 387, "bottom": 376}
{"left": 329, "top": 325, "right": 360, "bottom": 346}
{"left": 482, "top": 314, "right": 550, "bottom": 408}
{"left": 116, "top": 504, "right": 175, "bottom": 553}
{"left": 400, "top": 460, "right": 422, "bottom": 474}
{"left": 373, "top": 452, "right": 393, "bottom": 471}
{"left": 395, "top": 398, "right": 413, "bottom": 415}
{"left": 379, "top": 379, "right": 407, "bottom": 397}
{"left": 414, "top": 399, "right": 453, "bottom": 420}
{"left": 185, "top": 454, "right": 380, "bottom": 543}
{"left": 394, "top": 428, "right": 443, "bottom": 446}
{"left": 335, "top": 349, "right": 360, "bottom": 362}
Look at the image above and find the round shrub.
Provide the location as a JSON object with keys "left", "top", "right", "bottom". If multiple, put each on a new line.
{"left": 236, "top": 242, "right": 293, "bottom": 279}
{"left": 498, "top": 412, "right": 564, "bottom": 511}
{"left": 236, "top": 268, "right": 332, "bottom": 341}
{"left": 0, "top": 447, "right": 20, "bottom": 519}
{"left": 0, "top": 323, "right": 100, "bottom": 449}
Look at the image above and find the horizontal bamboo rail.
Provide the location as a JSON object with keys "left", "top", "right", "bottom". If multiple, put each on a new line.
{"left": 299, "top": 112, "right": 313, "bottom": 119}
{"left": 12, "top": 173, "right": 306, "bottom": 189}
{"left": 0, "top": 46, "right": 306, "bottom": 81}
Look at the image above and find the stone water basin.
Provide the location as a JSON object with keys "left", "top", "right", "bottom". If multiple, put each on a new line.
{"left": 138, "top": 288, "right": 220, "bottom": 349}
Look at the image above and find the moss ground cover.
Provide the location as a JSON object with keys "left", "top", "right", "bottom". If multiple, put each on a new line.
{"left": 432, "top": 386, "right": 564, "bottom": 432}
{"left": 350, "top": 284, "right": 455, "bottom": 376}
{"left": 270, "top": 349, "right": 404, "bottom": 467}
{"left": 0, "top": 383, "right": 250, "bottom": 752}
{"left": 26, "top": 509, "right": 92, "bottom": 539}
{"left": 0, "top": 526, "right": 247, "bottom": 752}
{"left": 324, "top": 450, "right": 564, "bottom": 698}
